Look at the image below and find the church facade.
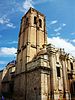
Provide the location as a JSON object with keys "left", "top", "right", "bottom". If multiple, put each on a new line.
{"left": 14, "top": 8, "right": 75, "bottom": 100}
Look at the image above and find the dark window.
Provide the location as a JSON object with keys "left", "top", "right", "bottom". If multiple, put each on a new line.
{"left": 34, "top": 16, "right": 37, "bottom": 24}
{"left": 26, "top": 17, "right": 28, "bottom": 24}
{"left": 56, "top": 62, "right": 59, "bottom": 64}
{"left": 39, "top": 19, "right": 42, "bottom": 27}
{"left": 70, "top": 62, "right": 73, "bottom": 70}
{"left": 56, "top": 67, "right": 60, "bottom": 77}
{"left": 74, "top": 82, "right": 75, "bottom": 92}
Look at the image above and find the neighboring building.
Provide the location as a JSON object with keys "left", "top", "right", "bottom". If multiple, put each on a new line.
{"left": 13, "top": 7, "right": 75, "bottom": 100}
{"left": 1, "top": 60, "right": 16, "bottom": 97}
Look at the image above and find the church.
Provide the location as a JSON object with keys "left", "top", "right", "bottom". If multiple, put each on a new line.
{"left": 13, "top": 7, "right": 75, "bottom": 100}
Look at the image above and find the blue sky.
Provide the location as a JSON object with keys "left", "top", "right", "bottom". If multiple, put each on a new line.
{"left": 0, "top": 0, "right": 75, "bottom": 70}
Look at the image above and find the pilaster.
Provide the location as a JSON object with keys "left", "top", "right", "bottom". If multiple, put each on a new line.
{"left": 47, "top": 44, "right": 58, "bottom": 100}
{"left": 60, "top": 49, "right": 69, "bottom": 99}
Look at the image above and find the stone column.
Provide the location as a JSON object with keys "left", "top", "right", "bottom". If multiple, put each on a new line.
{"left": 26, "top": 19, "right": 31, "bottom": 62}
{"left": 61, "top": 59, "right": 70, "bottom": 99}
{"left": 36, "top": 13, "right": 40, "bottom": 53}
{"left": 47, "top": 44, "right": 58, "bottom": 100}
{"left": 44, "top": 17, "right": 47, "bottom": 45}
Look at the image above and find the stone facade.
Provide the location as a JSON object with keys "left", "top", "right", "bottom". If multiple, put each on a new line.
{"left": 14, "top": 7, "right": 75, "bottom": 100}
{"left": 0, "top": 60, "right": 16, "bottom": 98}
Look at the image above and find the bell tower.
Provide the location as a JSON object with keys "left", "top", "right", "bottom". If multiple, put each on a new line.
{"left": 16, "top": 7, "right": 47, "bottom": 73}
{"left": 18, "top": 8, "right": 47, "bottom": 59}
{"left": 14, "top": 7, "right": 47, "bottom": 100}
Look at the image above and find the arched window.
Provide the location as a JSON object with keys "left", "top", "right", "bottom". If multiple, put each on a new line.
{"left": 34, "top": 16, "right": 37, "bottom": 24}
{"left": 39, "top": 19, "right": 42, "bottom": 27}
{"left": 56, "top": 67, "right": 60, "bottom": 77}
{"left": 70, "top": 62, "right": 73, "bottom": 70}
{"left": 26, "top": 17, "right": 28, "bottom": 24}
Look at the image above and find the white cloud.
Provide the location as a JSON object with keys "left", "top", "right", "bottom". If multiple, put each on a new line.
{"left": 23, "top": 0, "right": 34, "bottom": 12}
{"left": 46, "top": 20, "right": 58, "bottom": 31}
{"left": 0, "top": 16, "right": 9, "bottom": 24}
{"left": 54, "top": 27, "right": 62, "bottom": 32}
{"left": 0, "top": 16, "right": 16, "bottom": 28}
{"left": 47, "top": 37, "right": 75, "bottom": 57}
{"left": 0, "top": 47, "right": 17, "bottom": 56}
{"left": 62, "top": 23, "right": 66, "bottom": 27}
{"left": 50, "top": 20, "right": 58, "bottom": 25}
{"left": 22, "top": 0, "right": 51, "bottom": 13}
{"left": 56, "top": 32, "right": 61, "bottom": 36}
{"left": 16, "top": 0, "right": 34, "bottom": 13}
{"left": 50, "top": 32, "right": 61, "bottom": 36}
{"left": 6, "top": 23, "right": 16, "bottom": 28}
{"left": 72, "top": 39, "right": 75, "bottom": 43}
